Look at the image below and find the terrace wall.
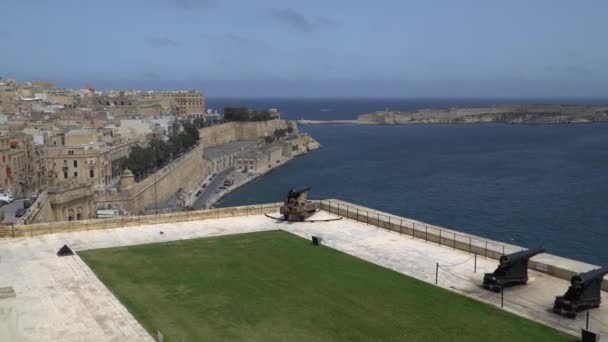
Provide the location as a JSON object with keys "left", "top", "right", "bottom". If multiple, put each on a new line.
{"left": 3, "top": 198, "right": 604, "bottom": 290}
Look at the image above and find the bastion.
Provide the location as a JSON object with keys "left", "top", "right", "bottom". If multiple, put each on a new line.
{"left": 0, "top": 200, "right": 604, "bottom": 341}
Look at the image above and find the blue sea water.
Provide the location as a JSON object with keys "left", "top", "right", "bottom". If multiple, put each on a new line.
{"left": 210, "top": 98, "right": 608, "bottom": 266}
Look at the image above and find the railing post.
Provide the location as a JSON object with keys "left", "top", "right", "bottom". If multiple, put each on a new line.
{"left": 485, "top": 241, "right": 488, "bottom": 258}
{"left": 453, "top": 232, "right": 456, "bottom": 249}
{"left": 435, "top": 263, "right": 439, "bottom": 285}
{"left": 425, "top": 225, "right": 428, "bottom": 241}
{"left": 399, "top": 219, "right": 403, "bottom": 234}
{"left": 469, "top": 236, "right": 472, "bottom": 254}
{"left": 474, "top": 253, "right": 477, "bottom": 273}
{"left": 439, "top": 230, "right": 442, "bottom": 246}
{"left": 356, "top": 208, "right": 359, "bottom": 222}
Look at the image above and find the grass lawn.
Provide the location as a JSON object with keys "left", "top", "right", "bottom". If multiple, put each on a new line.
{"left": 80, "top": 230, "right": 573, "bottom": 342}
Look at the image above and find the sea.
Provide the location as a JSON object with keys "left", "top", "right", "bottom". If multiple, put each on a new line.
{"left": 206, "top": 98, "right": 608, "bottom": 266}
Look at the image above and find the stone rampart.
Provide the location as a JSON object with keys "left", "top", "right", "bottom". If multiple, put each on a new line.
{"left": 1, "top": 202, "right": 282, "bottom": 238}
{"left": 318, "top": 199, "right": 607, "bottom": 291}
{"left": 199, "top": 120, "right": 288, "bottom": 148}
{"left": 5, "top": 197, "right": 604, "bottom": 290}
{"left": 95, "top": 143, "right": 206, "bottom": 214}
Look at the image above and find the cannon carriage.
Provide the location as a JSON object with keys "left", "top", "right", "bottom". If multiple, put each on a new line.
{"left": 279, "top": 187, "right": 317, "bottom": 221}
{"left": 553, "top": 267, "right": 608, "bottom": 318}
{"left": 483, "top": 247, "right": 545, "bottom": 292}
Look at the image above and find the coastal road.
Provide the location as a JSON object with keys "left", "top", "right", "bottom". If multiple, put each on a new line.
{"left": 192, "top": 168, "right": 234, "bottom": 210}
{"left": 1, "top": 199, "right": 26, "bottom": 224}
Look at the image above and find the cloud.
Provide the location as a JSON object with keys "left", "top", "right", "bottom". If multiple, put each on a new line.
{"left": 159, "top": 0, "right": 217, "bottom": 10}
{"left": 147, "top": 37, "right": 181, "bottom": 48}
{"left": 270, "top": 8, "right": 337, "bottom": 33}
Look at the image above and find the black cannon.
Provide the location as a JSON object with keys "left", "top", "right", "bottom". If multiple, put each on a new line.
{"left": 279, "top": 187, "right": 316, "bottom": 221}
{"left": 483, "top": 246, "right": 545, "bottom": 292}
{"left": 553, "top": 267, "right": 608, "bottom": 318}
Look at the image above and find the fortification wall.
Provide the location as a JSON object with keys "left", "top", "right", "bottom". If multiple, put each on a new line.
{"left": 8, "top": 197, "right": 603, "bottom": 290}
{"left": 318, "top": 199, "right": 607, "bottom": 290}
{"left": 96, "top": 120, "right": 288, "bottom": 214}
{"left": 199, "top": 120, "right": 288, "bottom": 148}
{"left": 95, "top": 143, "right": 206, "bottom": 214}
{"left": 1, "top": 202, "right": 282, "bottom": 238}
{"left": 199, "top": 122, "right": 238, "bottom": 147}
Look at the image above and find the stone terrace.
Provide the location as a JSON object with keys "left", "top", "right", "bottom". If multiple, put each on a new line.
{"left": 1, "top": 210, "right": 606, "bottom": 341}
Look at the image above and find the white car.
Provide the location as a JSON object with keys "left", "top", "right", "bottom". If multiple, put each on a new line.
{"left": 0, "top": 192, "right": 15, "bottom": 203}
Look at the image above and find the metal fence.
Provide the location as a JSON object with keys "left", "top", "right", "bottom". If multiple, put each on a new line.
{"left": 316, "top": 199, "right": 510, "bottom": 261}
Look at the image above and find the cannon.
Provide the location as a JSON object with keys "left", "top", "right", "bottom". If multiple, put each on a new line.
{"left": 279, "top": 187, "right": 316, "bottom": 221}
{"left": 553, "top": 267, "right": 608, "bottom": 318}
{"left": 483, "top": 246, "right": 545, "bottom": 292}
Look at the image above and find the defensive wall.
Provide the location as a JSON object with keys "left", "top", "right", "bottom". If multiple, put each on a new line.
{"left": 94, "top": 143, "right": 206, "bottom": 215}
{"left": 3, "top": 198, "right": 605, "bottom": 291}
{"left": 199, "top": 119, "right": 288, "bottom": 148}
{"left": 24, "top": 120, "right": 292, "bottom": 223}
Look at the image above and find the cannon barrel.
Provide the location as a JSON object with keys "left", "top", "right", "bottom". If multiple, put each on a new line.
{"left": 287, "top": 187, "right": 311, "bottom": 197}
{"left": 499, "top": 246, "right": 545, "bottom": 265}
{"left": 571, "top": 266, "right": 608, "bottom": 285}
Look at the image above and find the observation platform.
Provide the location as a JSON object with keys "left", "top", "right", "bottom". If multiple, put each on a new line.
{"left": 0, "top": 204, "right": 606, "bottom": 341}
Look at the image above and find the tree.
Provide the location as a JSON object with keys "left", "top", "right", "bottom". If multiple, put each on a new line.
{"left": 124, "top": 119, "right": 201, "bottom": 181}
{"left": 224, "top": 107, "right": 273, "bottom": 122}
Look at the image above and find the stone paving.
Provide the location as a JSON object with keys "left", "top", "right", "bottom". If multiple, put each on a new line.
{"left": 1, "top": 211, "right": 607, "bottom": 340}
{"left": 0, "top": 216, "right": 276, "bottom": 342}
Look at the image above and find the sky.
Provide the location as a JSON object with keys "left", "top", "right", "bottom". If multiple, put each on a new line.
{"left": 1, "top": 0, "right": 607, "bottom": 98}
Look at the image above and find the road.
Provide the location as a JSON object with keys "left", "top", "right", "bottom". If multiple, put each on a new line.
{"left": 191, "top": 168, "right": 234, "bottom": 210}
{"left": 0, "top": 199, "right": 27, "bottom": 224}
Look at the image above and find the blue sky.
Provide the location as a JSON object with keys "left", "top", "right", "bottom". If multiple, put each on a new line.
{"left": 1, "top": 0, "right": 607, "bottom": 97}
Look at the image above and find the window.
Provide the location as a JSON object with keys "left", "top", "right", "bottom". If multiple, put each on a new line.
{"left": 64, "top": 172, "right": 68, "bottom": 179}
{"left": 74, "top": 171, "right": 78, "bottom": 178}
{"left": 90, "top": 169, "right": 94, "bottom": 178}
{"left": 73, "top": 160, "right": 77, "bottom": 167}
{"left": 68, "top": 150, "right": 74, "bottom": 155}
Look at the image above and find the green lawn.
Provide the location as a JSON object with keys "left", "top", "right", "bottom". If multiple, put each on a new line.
{"left": 80, "top": 230, "right": 573, "bottom": 342}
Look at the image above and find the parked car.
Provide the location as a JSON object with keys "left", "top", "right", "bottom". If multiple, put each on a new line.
{"left": 0, "top": 192, "right": 14, "bottom": 203}
{"left": 23, "top": 199, "right": 32, "bottom": 209}
{"left": 15, "top": 208, "right": 25, "bottom": 217}
{"left": 195, "top": 190, "right": 202, "bottom": 197}
{"left": 31, "top": 192, "right": 39, "bottom": 199}
{"left": 0, "top": 200, "right": 7, "bottom": 207}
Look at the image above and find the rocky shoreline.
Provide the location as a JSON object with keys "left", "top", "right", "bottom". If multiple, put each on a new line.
{"left": 298, "top": 104, "right": 608, "bottom": 125}
{"left": 359, "top": 104, "right": 608, "bottom": 125}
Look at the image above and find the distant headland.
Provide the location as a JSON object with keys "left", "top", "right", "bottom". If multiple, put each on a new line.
{"left": 298, "top": 104, "right": 608, "bottom": 125}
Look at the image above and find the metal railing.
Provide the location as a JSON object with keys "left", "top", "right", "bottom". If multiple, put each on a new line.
{"left": 316, "top": 199, "right": 509, "bottom": 261}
